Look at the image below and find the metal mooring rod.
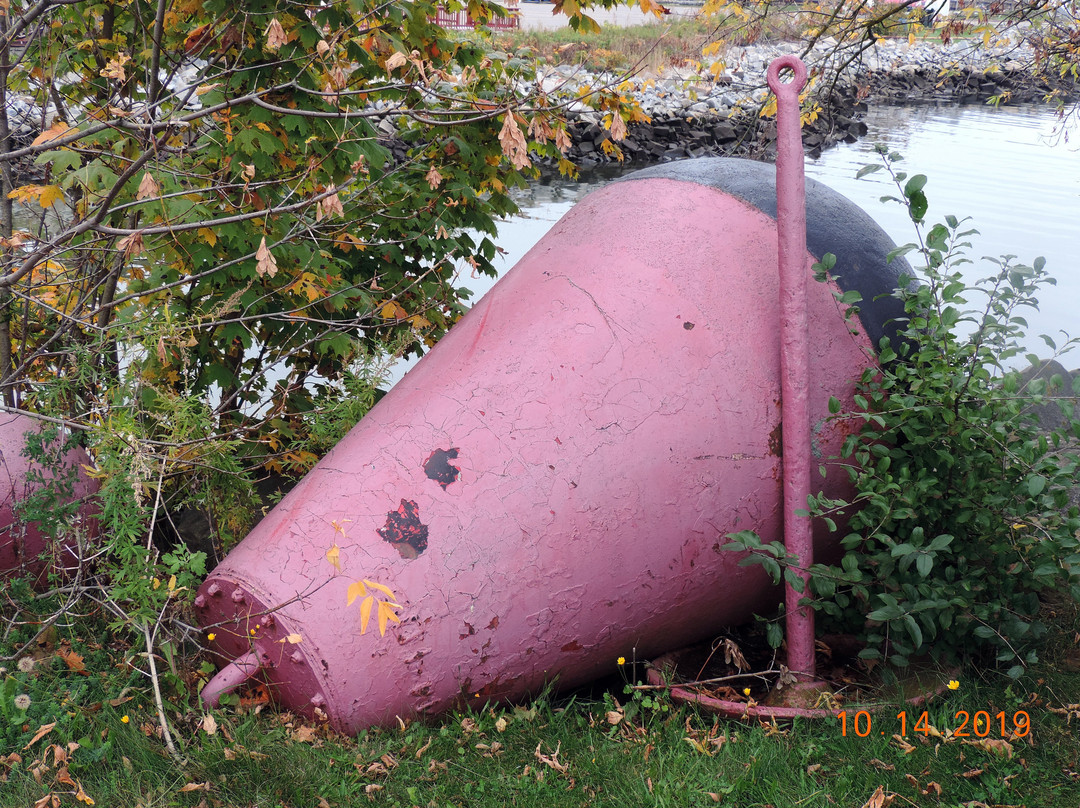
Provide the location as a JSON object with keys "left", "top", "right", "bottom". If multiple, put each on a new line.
{"left": 767, "top": 55, "right": 815, "bottom": 680}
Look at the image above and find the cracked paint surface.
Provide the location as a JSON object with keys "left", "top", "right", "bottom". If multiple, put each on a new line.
{"left": 196, "top": 158, "right": 903, "bottom": 734}
{"left": 0, "top": 413, "right": 99, "bottom": 582}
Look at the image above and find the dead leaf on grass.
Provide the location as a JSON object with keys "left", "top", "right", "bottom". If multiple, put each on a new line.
{"left": 23, "top": 722, "right": 57, "bottom": 750}
{"left": 179, "top": 782, "right": 210, "bottom": 792}
{"left": 957, "top": 768, "right": 984, "bottom": 778}
{"left": 534, "top": 741, "right": 569, "bottom": 773}
{"left": 201, "top": 714, "right": 218, "bottom": 736}
{"left": 963, "top": 738, "right": 1014, "bottom": 758}
{"left": 868, "top": 758, "right": 895, "bottom": 771}
{"left": 892, "top": 734, "right": 916, "bottom": 754}
{"left": 860, "top": 785, "right": 896, "bottom": 808}
{"left": 291, "top": 724, "right": 318, "bottom": 743}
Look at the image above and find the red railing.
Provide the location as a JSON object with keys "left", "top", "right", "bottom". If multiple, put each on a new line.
{"left": 434, "top": 1, "right": 520, "bottom": 30}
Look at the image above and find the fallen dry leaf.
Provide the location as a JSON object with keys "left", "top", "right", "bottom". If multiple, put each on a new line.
{"left": 957, "top": 768, "right": 984, "bottom": 778}
{"left": 57, "top": 648, "right": 86, "bottom": 673}
{"left": 860, "top": 785, "right": 896, "bottom": 808}
{"left": 892, "top": 734, "right": 916, "bottom": 754}
{"left": 534, "top": 741, "right": 569, "bottom": 773}
{"left": 201, "top": 714, "right": 218, "bottom": 736}
{"left": 291, "top": 724, "right": 318, "bottom": 743}
{"left": 179, "top": 782, "right": 210, "bottom": 792}
{"left": 922, "top": 781, "right": 943, "bottom": 797}
{"left": 963, "top": 738, "right": 1014, "bottom": 759}
{"left": 23, "top": 722, "right": 57, "bottom": 751}
{"left": 868, "top": 758, "right": 895, "bottom": 771}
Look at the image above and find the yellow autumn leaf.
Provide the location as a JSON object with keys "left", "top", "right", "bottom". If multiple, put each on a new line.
{"left": 362, "top": 579, "right": 398, "bottom": 602}
{"left": 909, "top": 32, "right": 916, "bottom": 47}
{"left": 197, "top": 227, "right": 217, "bottom": 247}
{"left": 285, "top": 633, "right": 302, "bottom": 644}
{"left": 377, "top": 600, "right": 401, "bottom": 636}
{"left": 359, "top": 594, "right": 374, "bottom": 634}
{"left": 325, "top": 543, "right": 341, "bottom": 572}
{"left": 31, "top": 121, "right": 71, "bottom": 148}
{"left": 379, "top": 301, "right": 407, "bottom": 320}
{"left": 167, "top": 574, "right": 177, "bottom": 592}
{"left": 39, "top": 185, "right": 65, "bottom": 209}
{"left": 346, "top": 580, "right": 368, "bottom": 606}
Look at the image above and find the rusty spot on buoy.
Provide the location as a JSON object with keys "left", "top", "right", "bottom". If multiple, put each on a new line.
{"left": 561, "top": 640, "right": 583, "bottom": 652}
{"left": 377, "top": 499, "right": 429, "bottom": 559}
{"left": 424, "top": 448, "right": 460, "bottom": 489}
{"left": 768, "top": 422, "right": 784, "bottom": 457}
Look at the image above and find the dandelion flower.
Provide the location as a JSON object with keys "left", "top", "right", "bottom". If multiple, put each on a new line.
{"left": 17, "top": 657, "right": 35, "bottom": 673}
{"left": 947, "top": 680, "right": 960, "bottom": 691}
{"left": 617, "top": 657, "right": 626, "bottom": 666}
{"left": 13, "top": 694, "right": 31, "bottom": 711}
{"left": 121, "top": 715, "right": 130, "bottom": 724}
{"left": 743, "top": 687, "right": 751, "bottom": 697}
{"left": 207, "top": 633, "right": 216, "bottom": 641}
{"left": 249, "top": 629, "right": 256, "bottom": 636}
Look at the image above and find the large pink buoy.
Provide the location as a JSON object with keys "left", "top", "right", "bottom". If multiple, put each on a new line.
{"left": 0, "top": 413, "right": 100, "bottom": 583}
{"left": 196, "top": 157, "right": 910, "bottom": 732}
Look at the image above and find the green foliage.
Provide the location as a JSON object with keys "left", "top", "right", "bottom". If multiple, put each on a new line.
{"left": 727, "top": 151, "right": 1080, "bottom": 676}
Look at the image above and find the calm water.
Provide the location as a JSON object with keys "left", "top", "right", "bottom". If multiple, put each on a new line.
{"left": 454, "top": 102, "right": 1080, "bottom": 364}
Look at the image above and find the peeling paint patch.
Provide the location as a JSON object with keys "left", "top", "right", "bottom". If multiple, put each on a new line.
{"left": 377, "top": 499, "right": 429, "bottom": 559}
{"left": 560, "top": 640, "right": 583, "bottom": 652}
{"left": 683, "top": 321, "right": 695, "bottom": 330}
{"left": 424, "top": 447, "right": 460, "bottom": 489}
{"left": 768, "top": 422, "right": 783, "bottom": 457}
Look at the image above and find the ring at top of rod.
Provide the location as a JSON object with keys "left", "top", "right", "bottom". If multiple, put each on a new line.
{"left": 766, "top": 55, "right": 807, "bottom": 98}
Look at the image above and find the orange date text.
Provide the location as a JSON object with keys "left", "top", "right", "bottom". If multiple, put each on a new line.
{"left": 836, "top": 709, "right": 1030, "bottom": 738}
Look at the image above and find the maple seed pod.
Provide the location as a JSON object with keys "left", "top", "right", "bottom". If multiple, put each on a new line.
{"left": 197, "top": 157, "right": 909, "bottom": 734}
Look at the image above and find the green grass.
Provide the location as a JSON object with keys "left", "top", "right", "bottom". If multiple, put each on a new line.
{"left": 2, "top": 599, "right": 1079, "bottom": 807}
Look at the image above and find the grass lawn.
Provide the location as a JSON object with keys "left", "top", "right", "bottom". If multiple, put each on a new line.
{"left": 2, "top": 599, "right": 1077, "bottom": 808}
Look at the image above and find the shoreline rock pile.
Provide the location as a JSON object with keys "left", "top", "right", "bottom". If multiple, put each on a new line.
{"left": 546, "top": 36, "right": 1077, "bottom": 167}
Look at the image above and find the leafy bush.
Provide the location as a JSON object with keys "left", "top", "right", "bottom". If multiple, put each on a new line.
{"left": 726, "top": 150, "right": 1080, "bottom": 676}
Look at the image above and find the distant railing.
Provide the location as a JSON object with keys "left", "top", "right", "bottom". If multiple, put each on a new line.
{"left": 435, "top": 0, "right": 520, "bottom": 30}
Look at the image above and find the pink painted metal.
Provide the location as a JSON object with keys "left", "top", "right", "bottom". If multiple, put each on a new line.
{"left": 196, "top": 169, "right": 876, "bottom": 732}
{"left": 767, "top": 55, "right": 816, "bottom": 681}
{"left": 0, "top": 413, "right": 99, "bottom": 583}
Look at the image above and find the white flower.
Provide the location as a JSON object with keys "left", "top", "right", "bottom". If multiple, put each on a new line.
{"left": 16, "top": 657, "right": 35, "bottom": 673}
{"left": 13, "top": 693, "right": 31, "bottom": 711}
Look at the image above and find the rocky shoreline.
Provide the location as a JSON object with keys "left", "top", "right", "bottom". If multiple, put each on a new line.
{"left": 543, "top": 37, "right": 1077, "bottom": 167}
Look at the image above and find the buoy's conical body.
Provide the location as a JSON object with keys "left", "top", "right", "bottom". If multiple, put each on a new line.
{"left": 196, "top": 158, "right": 909, "bottom": 733}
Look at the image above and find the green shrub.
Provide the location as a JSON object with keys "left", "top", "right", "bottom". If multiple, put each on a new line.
{"left": 726, "top": 149, "right": 1080, "bottom": 676}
